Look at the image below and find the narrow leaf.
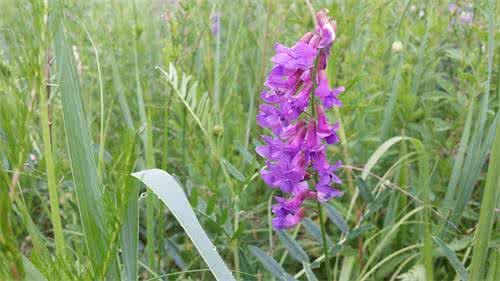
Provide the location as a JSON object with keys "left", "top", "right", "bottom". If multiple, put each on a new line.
{"left": 302, "top": 262, "right": 319, "bottom": 281}
{"left": 248, "top": 246, "right": 297, "bottom": 281}
{"left": 355, "top": 177, "right": 374, "bottom": 203}
{"left": 277, "top": 230, "right": 309, "bottom": 263}
{"left": 433, "top": 236, "right": 468, "bottom": 281}
{"left": 222, "top": 158, "right": 246, "bottom": 182}
{"left": 324, "top": 203, "right": 349, "bottom": 234}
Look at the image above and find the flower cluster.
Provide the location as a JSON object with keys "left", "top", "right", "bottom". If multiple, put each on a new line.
{"left": 256, "top": 10, "right": 345, "bottom": 229}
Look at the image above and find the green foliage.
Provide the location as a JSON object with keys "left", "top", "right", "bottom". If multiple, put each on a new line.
{"left": 0, "top": 0, "right": 498, "bottom": 280}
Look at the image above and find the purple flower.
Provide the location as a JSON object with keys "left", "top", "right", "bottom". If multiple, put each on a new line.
{"left": 271, "top": 42, "right": 317, "bottom": 70}
{"left": 272, "top": 208, "right": 305, "bottom": 229}
{"left": 447, "top": 3, "right": 474, "bottom": 26}
{"left": 448, "top": 3, "right": 458, "bottom": 13}
{"left": 256, "top": 10, "right": 344, "bottom": 230}
{"left": 210, "top": 12, "right": 220, "bottom": 36}
{"left": 315, "top": 70, "right": 344, "bottom": 108}
{"left": 316, "top": 105, "right": 340, "bottom": 144}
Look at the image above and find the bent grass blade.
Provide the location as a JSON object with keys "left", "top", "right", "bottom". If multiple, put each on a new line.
{"left": 131, "top": 169, "right": 235, "bottom": 281}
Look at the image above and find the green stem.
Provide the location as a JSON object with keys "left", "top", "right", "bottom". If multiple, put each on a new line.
{"left": 41, "top": 1, "right": 65, "bottom": 260}
{"left": 317, "top": 202, "right": 332, "bottom": 281}
{"left": 40, "top": 65, "right": 66, "bottom": 259}
{"left": 233, "top": 195, "right": 241, "bottom": 280}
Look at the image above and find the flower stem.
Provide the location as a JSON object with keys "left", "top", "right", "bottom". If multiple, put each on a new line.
{"left": 310, "top": 49, "right": 332, "bottom": 281}
{"left": 317, "top": 201, "right": 332, "bottom": 281}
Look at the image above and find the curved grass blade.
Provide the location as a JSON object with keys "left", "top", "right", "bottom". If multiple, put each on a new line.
{"left": 433, "top": 236, "right": 468, "bottom": 281}
{"left": 131, "top": 169, "right": 235, "bottom": 281}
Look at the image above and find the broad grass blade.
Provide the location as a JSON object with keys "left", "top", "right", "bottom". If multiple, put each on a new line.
{"left": 131, "top": 169, "right": 235, "bottom": 281}
{"left": 51, "top": 2, "right": 117, "bottom": 277}
{"left": 22, "top": 256, "right": 47, "bottom": 281}
{"left": 469, "top": 122, "right": 500, "bottom": 280}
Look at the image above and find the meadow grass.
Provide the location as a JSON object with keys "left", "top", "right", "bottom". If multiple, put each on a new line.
{"left": 0, "top": 0, "right": 498, "bottom": 280}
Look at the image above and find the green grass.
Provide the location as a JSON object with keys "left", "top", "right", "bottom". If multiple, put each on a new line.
{"left": 0, "top": 0, "right": 498, "bottom": 280}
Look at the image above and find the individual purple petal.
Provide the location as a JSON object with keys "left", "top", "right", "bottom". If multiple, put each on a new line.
{"left": 255, "top": 135, "right": 283, "bottom": 160}
{"left": 316, "top": 184, "right": 343, "bottom": 202}
{"left": 316, "top": 105, "right": 340, "bottom": 144}
{"left": 265, "top": 66, "right": 301, "bottom": 89}
{"left": 315, "top": 70, "right": 344, "bottom": 108}
{"left": 272, "top": 208, "right": 305, "bottom": 229}
{"left": 272, "top": 42, "right": 317, "bottom": 70}
{"left": 274, "top": 187, "right": 314, "bottom": 212}
{"left": 304, "top": 122, "right": 322, "bottom": 151}
{"left": 256, "top": 104, "right": 287, "bottom": 134}
{"left": 260, "top": 89, "right": 287, "bottom": 104}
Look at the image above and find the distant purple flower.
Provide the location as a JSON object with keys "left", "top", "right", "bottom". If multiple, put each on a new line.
{"left": 448, "top": 2, "right": 474, "bottom": 26}
{"left": 210, "top": 12, "right": 220, "bottom": 36}
{"left": 448, "top": 3, "right": 458, "bottom": 13}
{"left": 256, "top": 10, "right": 344, "bottom": 229}
{"left": 459, "top": 11, "right": 473, "bottom": 24}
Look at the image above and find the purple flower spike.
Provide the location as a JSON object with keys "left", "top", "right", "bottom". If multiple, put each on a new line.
{"left": 256, "top": 10, "right": 345, "bottom": 229}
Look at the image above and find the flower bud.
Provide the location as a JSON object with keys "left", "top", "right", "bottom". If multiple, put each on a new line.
{"left": 213, "top": 124, "right": 224, "bottom": 136}
{"left": 391, "top": 41, "right": 403, "bottom": 53}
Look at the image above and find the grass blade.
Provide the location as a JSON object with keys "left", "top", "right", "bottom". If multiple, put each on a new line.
{"left": 22, "top": 256, "right": 47, "bottom": 281}
{"left": 433, "top": 236, "right": 468, "bottom": 281}
{"left": 131, "top": 169, "right": 236, "bottom": 281}
{"left": 51, "top": 3, "right": 116, "bottom": 277}
{"left": 469, "top": 122, "right": 500, "bottom": 280}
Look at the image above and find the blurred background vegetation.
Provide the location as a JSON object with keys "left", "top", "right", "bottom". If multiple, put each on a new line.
{"left": 0, "top": 0, "right": 498, "bottom": 280}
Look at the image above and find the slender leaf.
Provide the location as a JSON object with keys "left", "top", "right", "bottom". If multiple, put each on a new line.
{"left": 277, "top": 230, "right": 309, "bottom": 263}
{"left": 248, "top": 245, "right": 297, "bottom": 281}
{"left": 324, "top": 203, "right": 349, "bottom": 234}
{"left": 433, "top": 236, "right": 468, "bottom": 281}
{"left": 302, "top": 262, "right": 319, "bottom": 281}
{"left": 355, "top": 177, "right": 374, "bottom": 203}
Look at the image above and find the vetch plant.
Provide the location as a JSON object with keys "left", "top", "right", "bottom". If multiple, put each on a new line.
{"left": 256, "top": 10, "right": 344, "bottom": 229}
{"left": 256, "top": 9, "right": 344, "bottom": 280}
